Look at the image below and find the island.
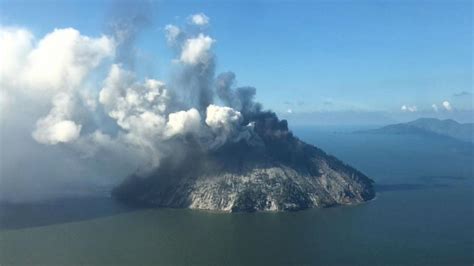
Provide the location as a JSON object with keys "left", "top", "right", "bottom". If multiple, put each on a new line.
{"left": 359, "top": 118, "right": 474, "bottom": 143}
{"left": 113, "top": 111, "right": 375, "bottom": 212}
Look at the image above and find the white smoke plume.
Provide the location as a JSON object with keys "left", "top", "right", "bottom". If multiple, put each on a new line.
{"left": 1, "top": 12, "right": 282, "bottom": 202}
{"left": 164, "top": 108, "right": 202, "bottom": 138}
{"left": 442, "top": 101, "right": 452, "bottom": 111}
{"left": 180, "top": 34, "right": 215, "bottom": 65}
{"left": 205, "top": 104, "right": 243, "bottom": 148}
{"left": 401, "top": 105, "right": 417, "bottom": 112}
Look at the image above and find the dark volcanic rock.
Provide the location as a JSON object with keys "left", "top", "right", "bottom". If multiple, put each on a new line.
{"left": 113, "top": 112, "right": 375, "bottom": 212}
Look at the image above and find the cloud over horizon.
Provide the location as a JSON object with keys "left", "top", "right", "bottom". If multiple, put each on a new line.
{"left": 401, "top": 105, "right": 417, "bottom": 112}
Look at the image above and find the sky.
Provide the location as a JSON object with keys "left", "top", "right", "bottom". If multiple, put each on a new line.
{"left": 1, "top": 0, "right": 472, "bottom": 124}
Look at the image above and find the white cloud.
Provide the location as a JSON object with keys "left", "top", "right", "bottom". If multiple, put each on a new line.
{"left": 189, "top": 13, "right": 210, "bottom": 26}
{"left": 0, "top": 27, "right": 34, "bottom": 89}
{"left": 23, "top": 28, "right": 115, "bottom": 92}
{"left": 32, "top": 93, "right": 82, "bottom": 144}
{"left": 0, "top": 26, "right": 115, "bottom": 146}
{"left": 401, "top": 105, "right": 417, "bottom": 112}
{"left": 164, "top": 24, "right": 181, "bottom": 44}
{"left": 180, "top": 34, "right": 214, "bottom": 65}
{"left": 442, "top": 101, "right": 452, "bottom": 111}
{"left": 431, "top": 104, "right": 438, "bottom": 112}
{"left": 33, "top": 120, "right": 82, "bottom": 145}
{"left": 287, "top": 109, "right": 293, "bottom": 114}
{"left": 1, "top": 28, "right": 115, "bottom": 89}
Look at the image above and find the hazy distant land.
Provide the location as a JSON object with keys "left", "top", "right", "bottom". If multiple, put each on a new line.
{"left": 357, "top": 118, "right": 474, "bottom": 143}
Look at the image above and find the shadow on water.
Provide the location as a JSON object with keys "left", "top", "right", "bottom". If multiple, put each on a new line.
{"left": 2, "top": 179, "right": 465, "bottom": 230}
{"left": 0, "top": 197, "right": 142, "bottom": 230}
{"left": 1, "top": 175, "right": 470, "bottom": 230}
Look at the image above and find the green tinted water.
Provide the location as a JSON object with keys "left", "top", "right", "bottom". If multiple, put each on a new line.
{"left": 1, "top": 128, "right": 473, "bottom": 265}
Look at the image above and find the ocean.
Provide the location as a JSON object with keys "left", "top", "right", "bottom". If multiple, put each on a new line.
{"left": 1, "top": 126, "right": 473, "bottom": 265}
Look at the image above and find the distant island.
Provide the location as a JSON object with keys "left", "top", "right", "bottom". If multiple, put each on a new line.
{"left": 358, "top": 118, "right": 474, "bottom": 143}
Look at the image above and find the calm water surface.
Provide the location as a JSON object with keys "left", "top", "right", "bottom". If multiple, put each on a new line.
{"left": 1, "top": 126, "right": 473, "bottom": 265}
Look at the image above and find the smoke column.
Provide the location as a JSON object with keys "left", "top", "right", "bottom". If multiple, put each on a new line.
{"left": 0, "top": 9, "right": 290, "bottom": 202}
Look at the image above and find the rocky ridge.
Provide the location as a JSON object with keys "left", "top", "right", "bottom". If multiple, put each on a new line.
{"left": 113, "top": 114, "right": 375, "bottom": 212}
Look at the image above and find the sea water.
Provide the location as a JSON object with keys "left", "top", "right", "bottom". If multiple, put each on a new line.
{"left": 1, "top": 126, "right": 473, "bottom": 265}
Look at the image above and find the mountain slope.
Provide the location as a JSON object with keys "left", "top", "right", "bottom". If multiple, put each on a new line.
{"left": 113, "top": 112, "right": 375, "bottom": 212}
{"left": 360, "top": 118, "right": 474, "bottom": 143}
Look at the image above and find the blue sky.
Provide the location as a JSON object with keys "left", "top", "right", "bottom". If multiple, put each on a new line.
{"left": 1, "top": 0, "right": 472, "bottom": 123}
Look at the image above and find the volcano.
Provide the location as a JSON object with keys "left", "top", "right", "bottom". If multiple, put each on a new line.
{"left": 113, "top": 111, "right": 375, "bottom": 212}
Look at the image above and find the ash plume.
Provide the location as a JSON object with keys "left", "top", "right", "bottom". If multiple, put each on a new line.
{"left": 106, "top": 0, "right": 152, "bottom": 68}
{"left": 215, "top": 72, "right": 262, "bottom": 115}
{"left": 0, "top": 11, "right": 291, "bottom": 202}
